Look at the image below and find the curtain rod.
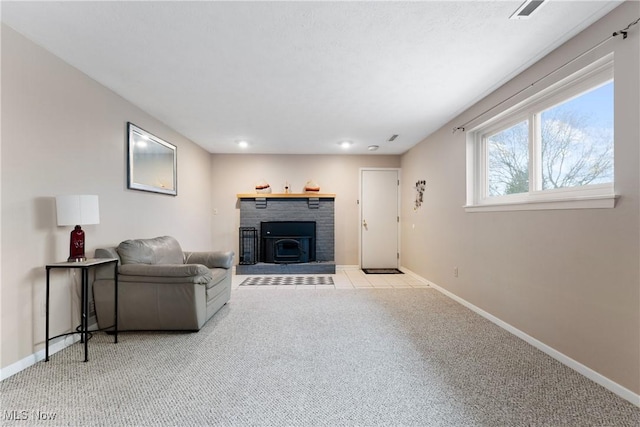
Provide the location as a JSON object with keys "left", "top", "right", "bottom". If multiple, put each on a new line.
{"left": 453, "top": 17, "right": 640, "bottom": 134}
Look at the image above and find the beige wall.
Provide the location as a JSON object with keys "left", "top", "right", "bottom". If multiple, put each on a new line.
{"left": 210, "top": 154, "right": 400, "bottom": 265}
{"left": 401, "top": 2, "right": 640, "bottom": 394}
{"left": 1, "top": 25, "right": 213, "bottom": 370}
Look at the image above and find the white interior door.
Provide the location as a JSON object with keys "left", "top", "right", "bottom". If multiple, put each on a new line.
{"left": 360, "top": 169, "right": 399, "bottom": 269}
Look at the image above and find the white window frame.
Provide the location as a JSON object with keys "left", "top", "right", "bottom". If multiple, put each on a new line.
{"left": 466, "top": 54, "right": 617, "bottom": 212}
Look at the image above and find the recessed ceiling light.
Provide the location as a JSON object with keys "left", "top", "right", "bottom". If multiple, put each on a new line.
{"left": 237, "top": 140, "right": 249, "bottom": 149}
{"left": 339, "top": 141, "right": 352, "bottom": 149}
{"left": 368, "top": 145, "right": 379, "bottom": 151}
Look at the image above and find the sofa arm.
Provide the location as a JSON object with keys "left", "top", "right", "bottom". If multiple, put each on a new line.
{"left": 95, "top": 247, "right": 120, "bottom": 280}
{"left": 119, "top": 264, "right": 212, "bottom": 282}
{"left": 184, "top": 251, "right": 234, "bottom": 269}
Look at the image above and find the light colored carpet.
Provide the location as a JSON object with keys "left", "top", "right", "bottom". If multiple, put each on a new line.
{"left": 240, "top": 276, "right": 334, "bottom": 286}
{"left": 1, "top": 288, "right": 638, "bottom": 426}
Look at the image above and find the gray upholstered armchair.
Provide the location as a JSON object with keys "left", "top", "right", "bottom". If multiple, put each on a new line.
{"left": 93, "top": 236, "right": 233, "bottom": 331}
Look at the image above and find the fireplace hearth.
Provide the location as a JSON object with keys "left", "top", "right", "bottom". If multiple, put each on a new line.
{"left": 261, "top": 221, "right": 316, "bottom": 263}
{"left": 236, "top": 194, "right": 335, "bottom": 274}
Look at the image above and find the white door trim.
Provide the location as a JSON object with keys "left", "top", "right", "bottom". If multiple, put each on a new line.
{"left": 359, "top": 167, "right": 401, "bottom": 269}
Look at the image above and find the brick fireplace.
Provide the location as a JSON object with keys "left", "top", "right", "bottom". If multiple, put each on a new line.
{"left": 236, "top": 194, "right": 335, "bottom": 274}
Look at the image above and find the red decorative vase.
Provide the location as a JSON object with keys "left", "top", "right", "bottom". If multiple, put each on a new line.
{"left": 69, "top": 225, "right": 86, "bottom": 262}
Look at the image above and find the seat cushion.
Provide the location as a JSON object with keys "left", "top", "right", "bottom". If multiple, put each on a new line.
{"left": 117, "top": 236, "right": 184, "bottom": 265}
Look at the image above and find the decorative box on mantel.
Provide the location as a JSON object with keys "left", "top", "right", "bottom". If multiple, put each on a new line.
{"left": 237, "top": 193, "right": 336, "bottom": 275}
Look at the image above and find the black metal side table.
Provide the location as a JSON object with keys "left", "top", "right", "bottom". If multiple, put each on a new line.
{"left": 45, "top": 258, "right": 118, "bottom": 362}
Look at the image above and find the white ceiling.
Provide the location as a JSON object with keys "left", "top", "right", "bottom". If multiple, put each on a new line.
{"left": 1, "top": 1, "right": 622, "bottom": 155}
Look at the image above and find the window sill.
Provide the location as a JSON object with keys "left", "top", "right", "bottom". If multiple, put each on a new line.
{"left": 464, "top": 194, "right": 618, "bottom": 212}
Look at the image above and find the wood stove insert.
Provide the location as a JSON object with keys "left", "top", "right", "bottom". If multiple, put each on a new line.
{"left": 261, "top": 221, "right": 316, "bottom": 263}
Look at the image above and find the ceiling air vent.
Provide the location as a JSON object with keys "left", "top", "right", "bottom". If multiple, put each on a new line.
{"left": 388, "top": 134, "right": 399, "bottom": 142}
{"left": 510, "top": 0, "right": 547, "bottom": 20}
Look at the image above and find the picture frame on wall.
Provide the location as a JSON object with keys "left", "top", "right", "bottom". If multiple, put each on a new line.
{"left": 127, "top": 122, "right": 177, "bottom": 196}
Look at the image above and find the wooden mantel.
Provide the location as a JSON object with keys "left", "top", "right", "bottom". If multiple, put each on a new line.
{"left": 236, "top": 193, "right": 335, "bottom": 199}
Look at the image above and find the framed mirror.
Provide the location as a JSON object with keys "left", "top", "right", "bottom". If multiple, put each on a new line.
{"left": 127, "top": 123, "right": 177, "bottom": 196}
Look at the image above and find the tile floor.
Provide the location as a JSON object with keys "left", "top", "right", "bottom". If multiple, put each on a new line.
{"left": 232, "top": 267, "right": 431, "bottom": 290}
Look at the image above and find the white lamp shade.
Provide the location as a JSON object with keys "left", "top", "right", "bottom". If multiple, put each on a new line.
{"left": 56, "top": 195, "right": 100, "bottom": 226}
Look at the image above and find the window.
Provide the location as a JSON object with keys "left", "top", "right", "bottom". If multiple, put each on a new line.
{"left": 466, "top": 55, "right": 615, "bottom": 212}
{"left": 487, "top": 119, "right": 529, "bottom": 197}
{"left": 540, "top": 83, "right": 614, "bottom": 190}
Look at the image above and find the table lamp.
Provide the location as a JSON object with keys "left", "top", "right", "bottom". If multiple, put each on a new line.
{"left": 55, "top": 195, "right": 100, "bottom": 262}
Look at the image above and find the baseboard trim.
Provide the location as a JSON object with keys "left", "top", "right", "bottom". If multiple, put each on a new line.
{"left": 336, "top": 265, "right": 360, "bottom": 271}
{"left": 400, "top": 267, "right": 640, "bottom": 407}
{"left": 0, "top": 334, "right": 81, "bottom": 381}
{"left": 0, "top": 319, "right": 100, "bottom": 381}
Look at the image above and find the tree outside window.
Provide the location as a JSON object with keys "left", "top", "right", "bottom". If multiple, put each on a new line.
{"left": 485, "top": 81, "right": 613, "bottom": 197}
{"left": 487, "top": 120, "right": 529, "bottom": 196}
{"left": 541, "top": 82, "right": 613, "bottom": 190}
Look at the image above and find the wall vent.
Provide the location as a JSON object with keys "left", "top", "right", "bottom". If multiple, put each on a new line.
{"left": 510, "top": 0, "right": 547, "bottom": 20}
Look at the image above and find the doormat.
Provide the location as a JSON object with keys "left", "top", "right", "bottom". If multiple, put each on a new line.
{"left": 240, "top": 276, "right": 334, "bottom": 286}
{"left": 362, "top": 268, "right": 404, "bottom": 275}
